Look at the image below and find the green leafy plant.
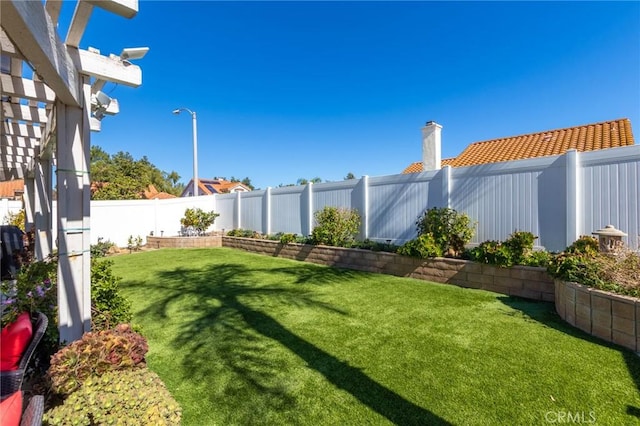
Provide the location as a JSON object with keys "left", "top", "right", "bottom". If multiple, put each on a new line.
{"left": 503, "top": 231, "right": 536, "bottom": 265}
{"left": 468, "top": 240, "right": 513, "bottom": 266}
{"left": 44, "top": 368, "right": 181, "bottom": 426}
{"left": 127, "top": 235, "right": 143, "bottom": 252}
{"left": 1, "top": 256, "right": 59, "bottom": 355}
{"left": 4, "top": 209, "right": 25, "bottom": 231}
{"left": 397, "top": 234, "right": 443, "bottom": 258}
{"left": 414, "top": 207, "right": 475, "bottom": 257}
{"left": 311, "top": 206, "right": 361, "bottom": 247}
{"left": 91, "top": 237, "right": 115, "bottom": 258}
{"left": 180, "top": 208, "right": 220, "bottom": 236}
{"left": 91, "top": 258, "right": 132, "bottom": 330}
{"left": 468, "top": 231, "right": 540, "bottom": 267}
{"left": 279, "top": 233, "right": 297, "bottom": 245}
{"left": 47, "top": 323, "right": 148, "bottom": 396}
{"left": 566, "top": 235, "right": 599, "bottom": 255}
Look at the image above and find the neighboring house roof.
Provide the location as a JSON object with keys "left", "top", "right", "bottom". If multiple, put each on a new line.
{"left": 403, "top": 118, "right": 635, "bottom": 173}
{"left": 181, "top": 178, "right": 251, "bottom": 197}
{"left": 0, "top": 179, "right": 24, "bottom": 200}
{"left": 143, "top": 185, "right": 176, "bottom": 200}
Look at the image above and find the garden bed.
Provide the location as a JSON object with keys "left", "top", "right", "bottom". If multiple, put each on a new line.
{"left": 555, "top": 279, "right": 639, "bottom": 352}
{"left": 222, "top": 236, "right": 555, "bottom": 302}
{"left": 147, "top": 234, "right": 222, "bottom": 249}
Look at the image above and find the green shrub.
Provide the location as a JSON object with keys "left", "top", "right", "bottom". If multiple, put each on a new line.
{"left": 4, "top": 209, "right": 25, "bottom": 231}
{"left": 503, "top": 231, "right": 536, "bottom": 265}
{"left": 468, "top": 231, "right": 543, "bottom": 267}
{"left": 227, "top": 229, "right": 257, "bottom": 238}
{"left": 352, "top": 239, "right": 399, "bottom": 253}
{"left": 415, "top": 207, "right": 475, "bottom": 257}
{"left": 311, "top": 207, "right": 361, "bottom": 247}
{"left": 180, "top": 208, "right": 219, "bottom": 235}
{"left": 524, "top": 250, "right": 553, "bottom": 267}
{"left": 127, "top": 235, "right": 143, "bottom": 252}
{"left": 48, "top": 324, "right": 148, "bottom": 396}
{"left": 91, "top": 258, "right": 132, "bottom": 330}
{"left": 397, "top": 234, "right": 443, "bottom": 258}
{"left": 44, "top": 368, "right": 181, "bottom": 426}
{"left": 567, "top": 235, "right": 599, "bottom": 255}
{"left": 91, "top": 237, "right": 115, "bottom": 258}
{"left": 468, "top": 240, "right": 512, "bottom": 266}
{"left": 279, "top": 233, "right": 297, "bottom": 244}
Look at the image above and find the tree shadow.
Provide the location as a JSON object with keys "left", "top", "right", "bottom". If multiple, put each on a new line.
{"left": 498, "top": 295, "right": 640, "bottom": 419}
{"left": 132, "top": 262, "right": 450, "bottom": 424}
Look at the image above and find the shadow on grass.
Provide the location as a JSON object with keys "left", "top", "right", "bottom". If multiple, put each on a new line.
{"left": 133, "top": 262, "right": 450, "bottom": 425}
{"left": 498, "top": 296, "right": 640, "bottom": 419}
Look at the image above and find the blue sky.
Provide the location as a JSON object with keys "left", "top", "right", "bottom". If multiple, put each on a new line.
{"left": 60, "top": 1, "right": 639, "bottom": 190}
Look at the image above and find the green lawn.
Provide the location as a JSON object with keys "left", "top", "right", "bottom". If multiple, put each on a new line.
{"left": 110, "top": 248, "right": 640, "bottom": 425}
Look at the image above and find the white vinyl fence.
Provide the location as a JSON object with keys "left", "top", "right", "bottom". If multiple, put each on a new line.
{"left": 1, "top": 145, "right": 638, "bottom": 252}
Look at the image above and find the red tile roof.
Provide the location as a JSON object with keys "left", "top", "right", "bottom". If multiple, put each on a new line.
{"left": 182, "top": 178, "right": 251, "bottom": 197}
{"left": 143, "top": 185, "right": 176, "bottom": 200}
{"left": 403, "top": 118, "right": 635, "bottom": 173}
{"left": 0, "top": 179, "right": 24, "bottom": 199}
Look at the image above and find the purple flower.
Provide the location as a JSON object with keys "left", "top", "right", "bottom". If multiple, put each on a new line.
{"left": 35, "top": 286, "right": 45, "bottom": 297}
{"left": 43, "top": 279, "right": 52, "bottom": 289}
{"left": 27, "top": 291, "right": 33, "bottom": 298}
{"left": 2, "top": 298, "right": 15, "bottom": 305}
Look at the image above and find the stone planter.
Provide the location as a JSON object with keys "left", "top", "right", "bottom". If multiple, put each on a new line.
{"left": 147, "top": 235, "right": 222, "bottom": 249}
{"left": 222, "top": 236, "right": 555, "bottom": 302}
{"left": 555, "top": 279, "right": 639, "bottom": 352}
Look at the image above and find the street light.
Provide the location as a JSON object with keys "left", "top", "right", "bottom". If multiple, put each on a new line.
{"left": 172, "top": 108, "right": 198, "bottom": 197}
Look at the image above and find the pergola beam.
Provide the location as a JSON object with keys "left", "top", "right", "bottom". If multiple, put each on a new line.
{"left": 1, "top": 134, "right": 39, "bottom": 149}
{"left": 68, "top": 48, "right": 142, "bottom": 87}
{"left": 66, "top": 1, "right": 94, "bottom": 48}
{"left": 2, "top": 122, "right": 43, "bottom": 139}
{"left": 0, "top": 146, "right": 37, "bottom": 158}
{"left": 45, "top": 0, "right": 63, "bottom": 27}
{"left": 1, "top": 74, "right": 56, "bottom": 103}
{"left": 0, "top": 29, "right": 23, "bottom": 60}
{"left": 1, "top": 0, "right": 81, "bottom": 106}
{"left": 1, "top": 102, "right": 48, "bottom": 124}
{"left": 87, "top": 0, "right": 139, "bottom": 19}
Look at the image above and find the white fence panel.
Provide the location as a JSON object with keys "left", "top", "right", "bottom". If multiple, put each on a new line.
{"left": 9, "top": 145, "right": 640, "bottom": 252}
{"left": 240, "top": 190, "right": 265, "bottom": 233}
{"left": 367, "top": 172, "right": 439, "bottom": 243}
{"left": 215, "top": 194, "right": 237, "bottom": 232}
{"left": 580, "top": 146, "right": 640, "bottom": 250}
{"left": 271, "top": 186, "right": 305, "bottom": 235}
{"left": 450, "top": 158, "right": 549, "bottom": 246}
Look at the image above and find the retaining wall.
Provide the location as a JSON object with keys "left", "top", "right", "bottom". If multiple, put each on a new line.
{"left": 222, "top": 236, "right": 555, "bottom": 302}
{"left": 147, "top": 235, "right": 222, "bottom": 249}
{"left": 555, "top": 279, "right": 639, "bottom": 352}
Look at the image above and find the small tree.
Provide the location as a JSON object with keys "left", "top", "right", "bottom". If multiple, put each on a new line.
{"left": 180, "top": 208, "right": 220, "bottom": 236}
{"left": 311, "top": 206, "right": 361, "bottom": 247}
{"left": 415, "top": 207, "right": 475, "bottom": 257}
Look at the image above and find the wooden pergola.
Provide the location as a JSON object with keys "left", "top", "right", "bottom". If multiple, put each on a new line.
{"left": 0, "top": 0, "right": 145, "bottom": 342}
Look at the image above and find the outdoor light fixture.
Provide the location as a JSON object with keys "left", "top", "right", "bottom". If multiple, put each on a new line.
{"left": 119, "top": 47, "right": 149, "bottom": 61}
{"left": 173, "top": 108, "right": 199, "bottom": 197}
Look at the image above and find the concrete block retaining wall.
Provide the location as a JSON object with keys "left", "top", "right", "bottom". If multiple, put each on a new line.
{"left": 555, "top": 279, "right": 639, "bottom": 352}
{"left": 147, "top": 235, "right": 222, "bottom": 249}
{"left": 222, "top": 236, "right": 555, "bottom": 302}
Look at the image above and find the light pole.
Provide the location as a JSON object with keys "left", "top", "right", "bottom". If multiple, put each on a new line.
{"left": 172, "top": 108, "right": 198, "bottom": 196}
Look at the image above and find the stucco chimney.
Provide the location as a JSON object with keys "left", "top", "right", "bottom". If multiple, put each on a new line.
{"left": 422, "top": 121, "right": 442, "bottom": 171}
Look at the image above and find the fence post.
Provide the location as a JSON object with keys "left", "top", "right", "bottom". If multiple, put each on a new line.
{"left": 264, "top": 187, "right": 271, "bottom": 235}
{"left": 303, "top": 182, "right": 313, "bottom": 236}
{"left": 566, "top": 149, "right": 580, "bottom": 247}
{"left": 362, "top": 175, "right": 369, "bottom": 239}
{"left": 236, "top": 191, "right": 242, "bottom": 230}
{"left": 442, "top": 165, "right": 451, "bottom": 208}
